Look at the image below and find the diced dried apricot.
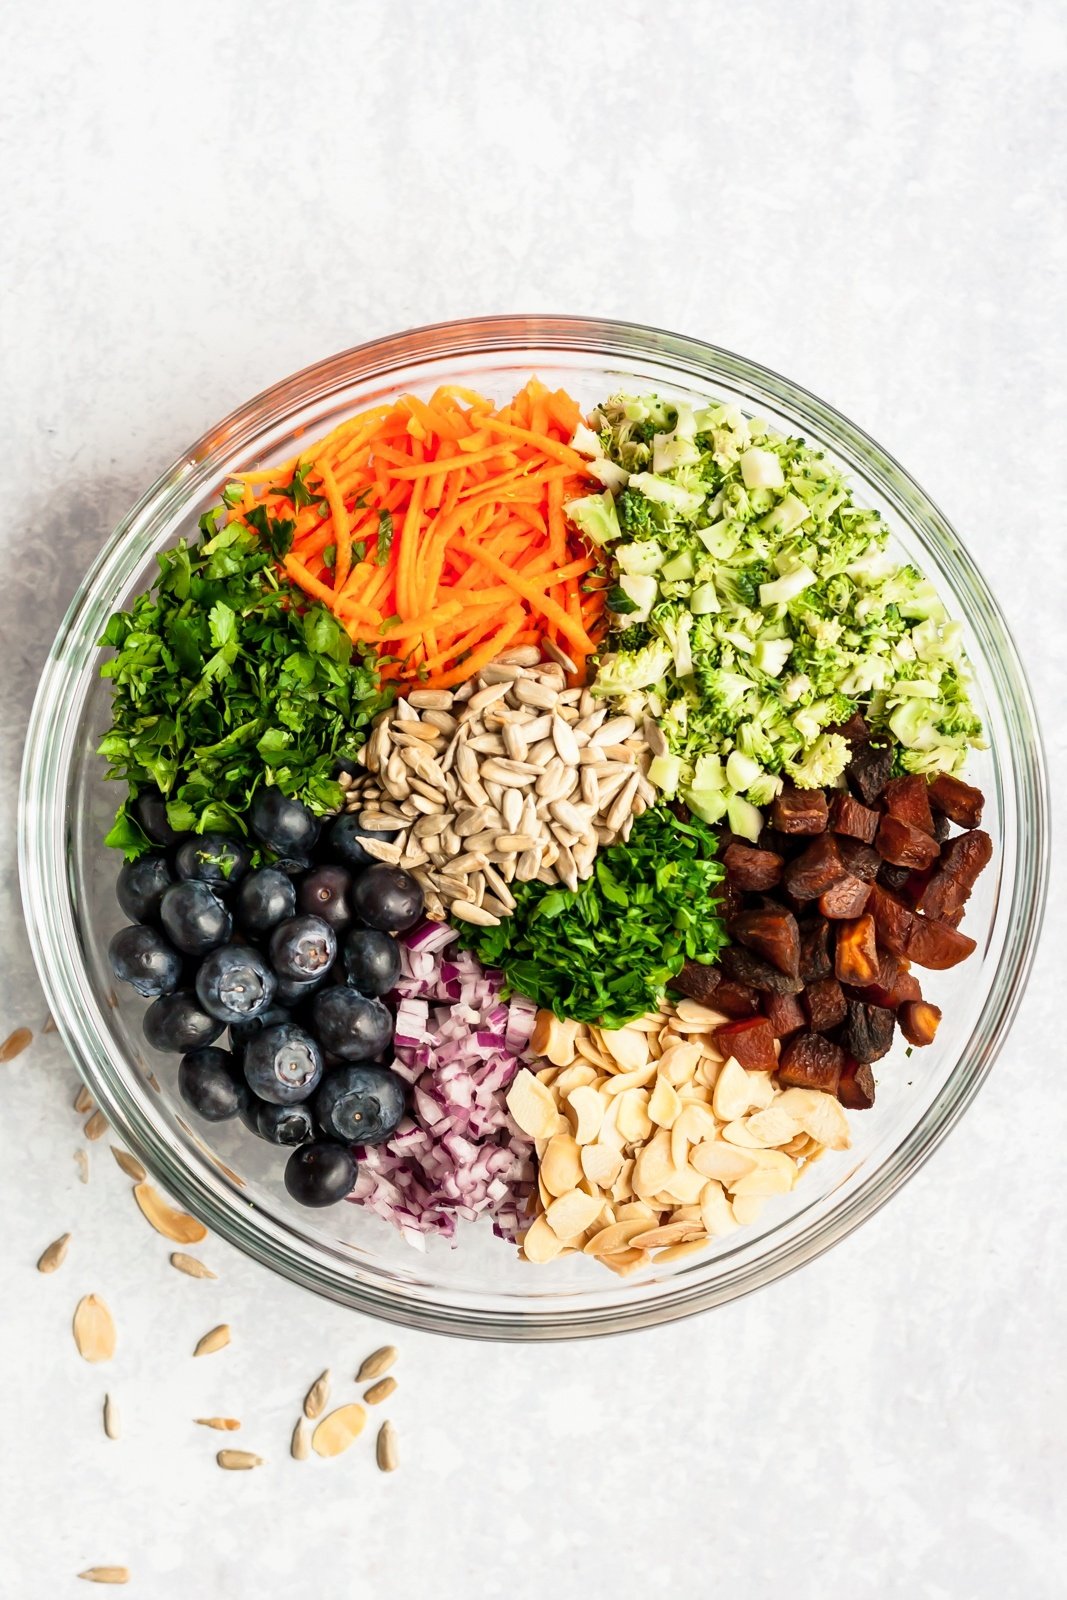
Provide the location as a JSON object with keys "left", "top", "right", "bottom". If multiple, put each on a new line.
{"left": 837, "top": 1056, "right": 876, "bottom": 1110}
{"left": 798, "top": 919, "right": 832, "bottom": 983}
{"left": 877, "top": 862, "right": 913, "bottom": 893}
{"left": 844, "top": 1000, "right": 896, "bottom": 1063}
{"left": 720, "top": 944, "right": 804, "bottom": 994}
{"left": 723, "top": 842, "right": 783, "bottom": 891}
{"left": 729, "top": 907, "right": 801, "bottom": 978}
{"left": 899, "top": 1000, "right": 942, "bottom": 1046}
{"left": 828, "top": 791, "right": 880, "bottom": 843}
{"left": 903, "top": 916, "right": 977, "bottom": 970}
{"left": 838, "top": 838, "right": 882, "bottom": 881}
{"left": 772, "top": 784, "right": 829, "bottom": 835}
{"left": 670, "top": 959, "right": 723, "bottom": 1004}
{"left": 819, "top": 875, "right": 872, "bottom": 919}
{"left": 713, "top": 980, "right": 761, "bottom": 1017}
{"left": 834, "top": 914, "right": 880, "bottom": 985}
{"left": 867, "top": 884, "right": 917, "bottom": 956}
{"left": 875, "top": 816, "right": 941, "bottom": 870}
{"left": 860, "top": 950, "right": 922, "bottom": 1009}
{"left": 917, "top": 830, "right": 992, "bottom": 923}
{"left": 763, "top": 990, "right": 805, "bottom": 1038}
{"left": 827, "top": 711, "right": 871, "bottom": 745}
{"left": 712, "top": 1016, "right": 778, "bottom": 1073}
{"left": 846, "top": 740, "right": 893, "bottom": 805}
{"left": 927, "top": 771, "right": 984, "bottom": 828}
{"left": 777, "top": 1032, "right": 844, "bottom": 1094}
{"left": 882, "top": 774, "right": 934, "bottom": 835}
{"left": 803, "top": 975, "right": 847, "bottom": 1032}
{"left": 783, "top": 834, "right": 849, "bottom": 900}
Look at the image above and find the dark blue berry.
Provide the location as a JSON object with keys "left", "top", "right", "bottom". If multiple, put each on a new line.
{"left": 175, "top": 832, "right": 251, "bottom": 890}
{"left": 194, "top": 945, "right": 277, "bottom": 1025}
{"left": 250, "top": 789, "right": 320, "bottom": 859}
{"left": 314, "top": 1064, "right": 406, "bottom": 1145}
{"left": 160, "top": 881, "right": 232, "bottom": 957}
{"left": 242, "top": 1022, "right": 323, "bottom": 1105}
{"left": 284, "top": 1141, "right": 358, "bottom": 1207}
{"left": 229, "top": 1004, "right": 291, "bottom": 1056}
{"left": 116, "top": 854, "right": 173, "bottom": 923}
{"left": 178, "top": 1047, "right": 246, "bottom": 1121}
{"left": 254, "top": 1100, "right": 316, "bottom": 1146}
{"left": 233, "top": 868, "right": 296, "bottom": 936}
{"left": 309, "top": 987, "right": 394, "bottom": 1061}
{"left": 269, "top": 915, "right": 336, "bottom": 982}
{"left": 296, "top": 865, "right": 353, "bottom": 931}
{"left": 143, "top": 990, "right": 223, "bottom": 1053}
{"left": 342, "top": 927, "right": 401, "bottom": 997}
{"left": 349, "top": 864, "right": 424, "bottom": 933}
{"left": 133, "top": 788, "right": 184, "bottom": 848}
{"left": 325, "top": 812, "right": 397, "bottom": 871}
{"left": 108, "top": 924, "right": 183, "bottom": 998}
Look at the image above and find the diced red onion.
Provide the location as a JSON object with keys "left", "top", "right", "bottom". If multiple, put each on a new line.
{"left": 349, "top": 928, "right": 537, "bottom": 1245}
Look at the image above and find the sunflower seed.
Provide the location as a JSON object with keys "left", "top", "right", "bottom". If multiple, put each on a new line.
{"left": 217, "top": 1450, "right": 263, "bottom": 1470}
{"left": 77, "top": 1568, "right": 129, "bottom": 1585}
{"left": 495, "top": 645, "right": 542, "bottom": 666}
{"left": 449, "top": 901, "right": 500, "bottom": 926}
{"left": 357, "top": 1345, "right": 398, "bottom": 1381}
{"left": 362, "top": 837, "right": 403, "bottom": 865}
{"left": 303, "top": 1369, "right": 331, "bottom": 1420}
{"left": 170, "top": 1252, "right": 217, "bottom": 1280}
{"left": 74, "top": 1085, "right": 94, "bottom": 1114}
{"left": 421, "top": 708, "right": 458, "bottom": 736}
{"left": 291, "top": 1416, "right": 310, "bottom": 1460}
{"left": 363, "top": 1375, "right": 397, "bottom": 1405}
{"left": 0, "top": 1027, "right": 32, "bottom": 1062}
{"left": 193, "top": 1324, "right": 231, "bottom": 1357}
{"left": 195, "top": 1416, "right": 241, "bottom": 1430}
{"left": 512, "top": 677, "right": 557, "bottom": 710}
{"left": 133, "top": 1182, "right": 207, "bottom": 1244}
{"left": 84, "top": 1110, "right": 108, "bottom": 1142}
{"left": 375, "top": 1419, "right": 399, "bottom": 1473}
{"left": 74, "top": 1148, "right": 90, "bottom": 1183}
{"left": 110, "top": 1147, "right": 146, "bottom": 1182}
{"left": 551, "top": 713, "right": 580, "bottom": 765}
{"left": 541, "top": 637, "right": 578, "bottom": 674}
{"left": 359, "top": 810, "right": 408, "bottom": 833}
{"left": 37, "top": 1232, "right": 71, "bottom": 1273}
{"left": 408, "top": 689, "right": 454, "bottom": 710}
{"left": 73, "top": 1295, "right": 116, "bottom": 1363}
{"left": 103, "top": 1395, "right": 120, "bottom": 1440}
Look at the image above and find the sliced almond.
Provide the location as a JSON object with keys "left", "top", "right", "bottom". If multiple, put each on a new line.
{"left": 72, "top": 1295, "right": 116, "bottom": 1363}
{"left": 731, "top": 1193, "right": 768, "bottom": 1226}
{"left": 37, "top": 1232, "right": 71, "bottom": 1273}
{"left": 660, "top": 1164, "right": 708, "bottom": 1206}
{"left": 170, "top": 1252, "right": 217, "bottom": 1280}
{"left": 580, "top": 1142, "right": 624, "bottom": 1189}
{"left": 521, "top": 1214, "right": 565, "bottom": 1264}
{"left": 110, "top": 1147, "right": 146, "bottom": 1182}
{"left": 77, "top": 1569, "right": 129, "bottom": 1585}
{"left": 655, "top": 1041, "right": 704, "bottom": 1086}
{"left": 743, "top": 1104, "right": 803, "bottom": 1147}
{"left": 700, "top": 1178, "right": 739, "bottom": 1237}
{"left": 217, "top": 1450, "right": 263, "bottom": 1470}
{"left": 551, "top": 1061, "right": 598, "bottom": 1098}
{"left": 632, "top": 1127, "right": 678, "bottom": 1200}
{"left": 356, "top": 1345, "right": 398, "bottom": 1382}
{"left": 544, "top": 1188, "right": 604, "bottom": 1241}
{"left": 599, "top": 1247, "right": 648, "bottom": 1277}
{"left": 600, "top": 1058, "right": 657, "bottom": 1095}
{"left": 598, "top": 1027, "right": 649, "bottom": 1074}
{"left": 364, "top": 1376, "right": 397, "bottom": 1405}
{"left": 674, "top": 999, "right": 731, "bottom": 1028}
{"left": 133, "top": 1182, "right": 207, "bottom": 1244}
{"left": 690, "top": 1141, "right": 760, "bottom": 1188}
{"left": 303, "top": 1369, "right": 331, "bottom": 1420}
{"left": 776, "top": 1087, "right": 852, "bottom": 1150}
{"left": 84, "top": 1109, "right": 108, "bottom": 1142}
{"left": 712, "top": 1056, "right": 760, "bottom": 1123}
{"left": 648, "top": 1076, "right": 682, "bottom": 1129}
{"left": 720, "top": 1119, "right": 767, "bottom": 1148}
{"left": 615, "top": 1088, "right": 652, "bottom": 1145}
{"left": 629, "top": 1219, "right": 706, "bottom": 1250}
{"left": 376, "top": 1419, "right": 399, "bottom": 1473}
{"left": 540, "top": 1132, "right": 585, "bottom": 1197}
{"left": 505, "top": 1068, "right": 560, "bottom": 1140}
{"left": 565, "top": 1084, "right": 605, "bottom": 1145}
{"left": 312, "top": 1403, "right": 367, "bottom": 1457}
{"left": 195, "top": 1417, "right": 241, "bottom": 1431}
{"left": 193, "top": 1324, "right": 230, "bottom": 1357}
{"left": 584, "top": 1218, "right": 656, "bottom": 1256}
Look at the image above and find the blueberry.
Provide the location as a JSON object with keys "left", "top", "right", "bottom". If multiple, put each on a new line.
{"left": 284, "top": 1141, "right": 358, "bottom": 1207}
{"left": 296, "top": 865, "right": 353, "bottom": 931}
{"left": 309, "top": 987, "right": 394, "bottom": 1062}
{"left": 314, "top": 1064, "right": 406, "bottom": 1145}
{"left": 116, "top": 854, "right": 173, "bottom": 923}
{"left": 326, "top": 812, "right": 396, "bottom": 871}
{"left": 250, "top": 789, "right": 320, "bottom": 859}
{"left": 178, "top": 1047, "right": 246, "bottom": 1121}
{"left": 160, "top": 881, "right": 233, "bottom": 957}
{"left": 175, "top": 832, "right": 251, "bottom": 890}
{"left": 242, "top": 1022, "right": 323, "bottom": 1104}
{"left": 143, "top": 990, "right": 223, "bottom": 1053}
{"left": 342, "top": 927, "right": 401, "bottom": 997}
{"left": 194, "top": 944, "right": 277, "bottom": 1025}
{"left": 229, "top": 1003, "right": 291, "bottom": 1056}
{"left": 255, "top": 1100, "right": 316, "bottom": 1146}
{"left": 269, "top": 915, "right": 337, "bottom": 982}
{"left": 233, "top": 867, "right": 296, "bottom": 936}
{"left": 108, "top": 924, "right": 183, "bottom": 998}
{"left": 133, "top": 788, "right": 184, "bottom": 848}
{"left": 349, "top": 864, "right": 424, "bottom": 934}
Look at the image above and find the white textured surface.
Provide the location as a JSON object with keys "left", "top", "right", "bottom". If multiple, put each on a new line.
{"left": 2, "top": 2, "right": 1065, "bottom": 1595}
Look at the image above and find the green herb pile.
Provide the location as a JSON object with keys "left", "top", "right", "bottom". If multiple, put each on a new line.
{"left": 458, "top": 808, "right": 727, "bottom": 1028}
{"left": 98, "top": 509, "right": 392, "bottom": 857}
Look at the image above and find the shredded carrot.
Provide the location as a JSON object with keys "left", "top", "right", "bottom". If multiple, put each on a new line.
{"left": 233, "top": 378, "right": 607, "bottom": 688}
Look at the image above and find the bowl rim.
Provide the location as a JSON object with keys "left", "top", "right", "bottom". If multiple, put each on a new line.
{"left": 18, "top": 313, "right": 1050, "bottom": 1339}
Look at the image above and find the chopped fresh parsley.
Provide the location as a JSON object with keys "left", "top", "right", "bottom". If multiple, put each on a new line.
{"left": 457, "top": 808, "right": 727, "bottom": 1027}
{"left": 375, "top": 509, "right": 394, "bottom": 566}
{"left": 98, "top": 513, "right": 393, "bottom": 858}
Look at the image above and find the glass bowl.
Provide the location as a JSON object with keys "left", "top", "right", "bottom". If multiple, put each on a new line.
{"left": 18, "top": 316, "right": 1049, "bottom": 1340}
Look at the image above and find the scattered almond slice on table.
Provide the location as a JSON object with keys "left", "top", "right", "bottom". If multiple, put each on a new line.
{"left": 72, "top": 1295, "right": 116, "bottom": 1363}
{"left": 133, "top": 1181, "right": 207, "bottom": 1244}
{"left": 312, "top": 1404, "right": 367, "bottom": 1457}
{"left": 516, "top": 998, "right": 851, "bottom": 1273}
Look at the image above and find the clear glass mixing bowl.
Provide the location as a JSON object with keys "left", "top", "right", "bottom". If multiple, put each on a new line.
{"left": 18, "top": 316, "right": 1049, "bottom": 1339}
